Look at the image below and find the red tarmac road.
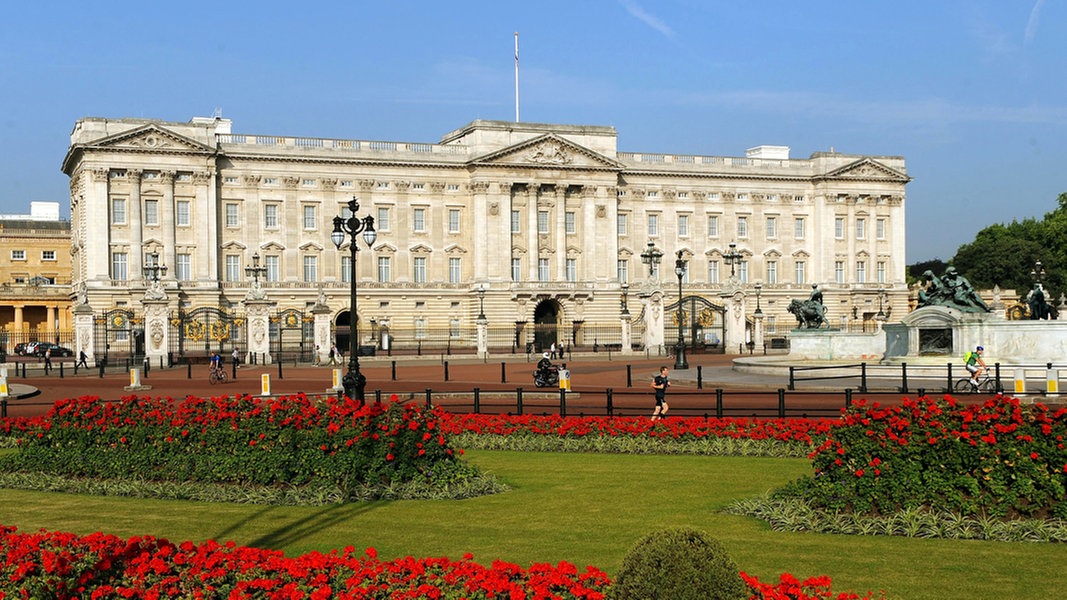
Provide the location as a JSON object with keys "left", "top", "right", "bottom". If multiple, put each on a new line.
{"left": 0, "top": 353, "right": 948, "bottom": 420}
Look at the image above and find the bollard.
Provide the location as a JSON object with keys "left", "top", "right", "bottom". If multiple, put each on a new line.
{"left": 860, "top": 363, "right": 867, "bottom": 393}
{"left": 1047, "top": 369, "right": 1059, "bottom": 397}
{"left": 516, "top": 387, "right": 524, "bottom": 415}
{"left": 278, "top": 358, "right": 283, "bottom": 380}
{"left": 777, "top": 388, "right": 786, "bottom": 418}
{"left": 0, "top": 398, "right": 6, "bottom": 418}
{"left": 0, "top": 373, "right": 8, "bottom": 401}
{"left": 715, "top": 389, "right": 724, "bottom": 418}
{"left": 261, "top": 373, "right": 271, "bottom": 396}
{"left": 900, "top": 362, "right": 909, "bottom": 393}
{"left": 392, "top": 361, "right": 397, "bottom": 381}
{"left": 696, "top": 365, "right": 702, "bottom": 390}
{"left": 59, "top": 362, "right": 64, "bottom": 379}
{"left": 473, "top": 387, "right": 480, "bottom": 413}
{"left": 606, "top": 388, "right": 613, "bottom": 417}
{"left": 424, "top": 388, "right": 432, "bottom": 409}
{"left": 501, "top": 362, "right": 507, "bottom": 383}
{"left": 559, "top": 389, "right": 567, "bottom": 417}
{"left": 1014, "top": 368, "right": 1026, "bottom": 396}
{"left": 444, "top": 361, "right": 449, "bottom": 381}
{"left": 144, "top": 358, "right": 150, "bottom": 378}
{"left": 130, "top": 368, "right": 142, "bottom": 388}
{"left": 626, "top": 364, "right": 632, "bottom": 388}
{"left": 187, "top": 361, "right": 192, "bottom": 379}
{"left": 845, "top": 388, "right": 853, "bottom": 408}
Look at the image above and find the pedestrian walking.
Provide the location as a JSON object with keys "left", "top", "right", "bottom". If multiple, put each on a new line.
{"left": 77, "top": 350, "right": 88, "bottom": 369}
{"left": 328, "top": 344, "right": 339, "bottom": 366}
{"left": 44, "top": 348, "right": 53, "bottom": 373}
{"left": 231, "top": 348, "right": 240, "bottom": 378}
{"left": 313, "top": 344, "right": 321, "bottom": 366}
{"left": 549, "top": 342, "right": 557, "bottom": 360}
{"left": 650, "top": 366, "right": 670, "bottom": 421}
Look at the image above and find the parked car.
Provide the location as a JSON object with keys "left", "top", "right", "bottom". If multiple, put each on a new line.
{"left": 14, "top": 342, "right": 40, "bottom": 356}
{"left": 33, "top": 343, "right": 73, "bottom": 358}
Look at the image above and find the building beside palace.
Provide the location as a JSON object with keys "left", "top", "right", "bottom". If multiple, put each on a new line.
{"left": 0, "top": 202, "right": 73, "bottom": 350}
{"left": 62, "top": 116, "right": 908, "bottom": 363}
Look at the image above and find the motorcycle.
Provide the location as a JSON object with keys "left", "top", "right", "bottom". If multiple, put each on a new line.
{"left": 533, "top": 365, "right": 559, "bottom": 388}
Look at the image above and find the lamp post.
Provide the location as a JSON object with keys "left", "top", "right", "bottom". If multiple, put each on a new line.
{"left": 754, "top": 282, "right": 763, "bottom": 316}
{"left": 1031, "top": 260, "right": 1047, "bottom": 285}
{"left": 331, "top": 197, "right": 377, "bottom": 402}
{"left": 877, "top": 287, "right": 886, "bottom": 319}
{"left": 620, "top": 283, "right": 630, "bottom": 316}
{"left": 723, "top": 242, "right": 742, "bottom": 278}
{"left": 639, "top": 240, "right": 663, "bottom": 277}
{"left": 245, "top": 253, "right": 267, "bottom": 289}
{"left": 143, "top": 254, "right": 168, "bottom": 283}
{"left": 673, "top": 250, "right": 689, "bottom": 370}
{"left": 476, "top": 284, "right": 487, "bottom": 321}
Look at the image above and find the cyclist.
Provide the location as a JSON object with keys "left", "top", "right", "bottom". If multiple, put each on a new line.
{"left": 209, "top": 351, "right": 224, "bottom": 380}
{"left": 964, "top": 345, "right": 987, "bottom": 387}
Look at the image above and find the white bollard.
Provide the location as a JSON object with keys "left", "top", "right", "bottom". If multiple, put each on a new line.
{"left": 1013, "top": 369, "right": 1026, "bottom": 395}
{"left": 1047, "top": 369, "right": 1059, "bottom": 397}
{"left": 0, "top": 376, "right": 8, "bottom": 399}
{"left": 130, "top": 368, "right": 141, "bottom": 388}
{"left": 332, "top": 368, "right": 343, "bottom": 391}
{"left": 260, "top": 373, "right": 271, "bottom": 396}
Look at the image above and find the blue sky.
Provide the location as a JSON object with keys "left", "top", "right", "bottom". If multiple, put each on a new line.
{"left": 2, "top": 0, "right": 1064, "bottom": 262}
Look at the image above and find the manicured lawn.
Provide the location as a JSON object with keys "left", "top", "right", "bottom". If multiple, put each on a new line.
{"left": 0, "top": 451, "right": 1063, "bottom": 599}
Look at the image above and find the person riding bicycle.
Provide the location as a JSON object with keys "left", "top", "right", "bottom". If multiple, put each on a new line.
{"left": 964, "top": 345, "right": 987, "bottom": 387}
{"left": 209, "top": 351, "right": 224, "bottom": 379}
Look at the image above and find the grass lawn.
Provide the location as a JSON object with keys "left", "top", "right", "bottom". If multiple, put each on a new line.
{"left": 0, "top": 450, "right": 1063, "bottom": 599}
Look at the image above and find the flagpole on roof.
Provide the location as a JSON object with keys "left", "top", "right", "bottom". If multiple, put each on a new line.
{"left": 514, "top": 31, "right": 520, "bottom": 122}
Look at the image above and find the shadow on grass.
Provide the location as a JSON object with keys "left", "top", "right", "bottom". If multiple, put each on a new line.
{"left": 242, "top": 502, "right": 386, "bottom": 550}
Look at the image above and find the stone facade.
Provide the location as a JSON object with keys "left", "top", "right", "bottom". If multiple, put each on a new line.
{"left": 62, "top": 116, "right": 909, "bottom": 356}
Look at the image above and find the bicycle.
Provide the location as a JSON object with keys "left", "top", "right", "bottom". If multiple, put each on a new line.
{"left": 953, "top": 371, "right": 997, "bottom": 394}
{"left": 209, "top": 368, "right": 227, "bottom": 385}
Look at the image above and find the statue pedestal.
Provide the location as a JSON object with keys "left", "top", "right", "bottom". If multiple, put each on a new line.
{"left": 788, "top": 328, "right": 886, "bottom": 361}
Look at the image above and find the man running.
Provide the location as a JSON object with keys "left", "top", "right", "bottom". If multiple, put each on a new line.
{"left": 651, "top": 366, "right": 670, "bottom": 421}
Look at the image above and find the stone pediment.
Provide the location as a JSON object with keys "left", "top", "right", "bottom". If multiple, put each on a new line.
{"left": 901, "top": 305, "right": 963, "bottom": 326}
{"left": 471, "top": 134, "right": 624, "bottom": 171}
{"left": 91, "top": 124, "right": 215, "bottom": 154}
{"left": 821, "top": 158, "right": 910, "bottom": 182}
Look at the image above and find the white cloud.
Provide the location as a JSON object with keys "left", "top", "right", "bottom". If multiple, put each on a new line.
{"left": 619, "top": 0, "right": 675, "bottom": 38}
{"left": 1025, "top": 0, "right": 1046, "bottom": 44}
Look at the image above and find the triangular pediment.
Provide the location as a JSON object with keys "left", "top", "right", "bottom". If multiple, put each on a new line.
{"left": 91, "top": 124, "right": 215, "bottom": 154}
{"left": 821, "top": 158, "right": 910, "bottom": 182}
{"left": 471, "top": 134, "right": 624, "bottom": 170}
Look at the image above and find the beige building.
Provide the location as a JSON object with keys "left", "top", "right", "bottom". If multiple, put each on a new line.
{"left": 62, "top": 116, "right": 908, "bottom": 360}
{"left": 0, "top": 202, "right": 73, "bottom": 351}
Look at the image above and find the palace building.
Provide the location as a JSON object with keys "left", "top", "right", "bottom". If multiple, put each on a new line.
{"left": 62, "top": 116, "right": 908, "bottom": 363}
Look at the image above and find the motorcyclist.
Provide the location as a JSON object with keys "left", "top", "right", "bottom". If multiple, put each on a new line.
{"left": 537, "top": 351, "right": 553, "bottom": 377}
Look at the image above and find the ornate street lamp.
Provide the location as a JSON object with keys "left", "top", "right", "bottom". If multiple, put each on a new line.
{"left": 673, "top": 250, "right": 689, "bottom": 370}
{"left": 754, "top": 282, "right": 763, "bottom": 317}
{"left": 476, "top": 284, "right": 487, "bottom": 321}
{"left": 1031, "top": 261, "right": 1047, "bottom": 285}
{"left": 332, "top": 197, "right": 377, "bottom": 402}
{"left": 877, "top": 286, "right": 886, "bottom": 319}
{"left": 723, "top": 242, "right": 742, "bottom": 277}
{"left": 143, "top": 254, "right": 167, "bottom": 283}
{"left": 639, "top": 240, "right": 663, "bottom": 277}
{"left": 620, "top": 282, "right": 630, "bottom": 316}
{"left": 245, "top": 253, "right": 267, "bottom": 288}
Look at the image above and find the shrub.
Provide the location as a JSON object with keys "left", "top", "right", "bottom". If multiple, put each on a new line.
{"left": 609, "top": 528, "right": 747, "bottom": 600}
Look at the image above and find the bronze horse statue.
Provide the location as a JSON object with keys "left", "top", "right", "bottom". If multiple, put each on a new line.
{"left": 788, "top": 298, "right": 828, "bottom": 329}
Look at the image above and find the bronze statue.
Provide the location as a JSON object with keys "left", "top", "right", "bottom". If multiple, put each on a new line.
{"left": 789, "top": 283, "right": 828, "bottom": 328}
{"left": 916, "top": 266, "right": 989, "bottom": 313}
{"left": 1026, "top": 283, "right": 1057, "bottom": 320}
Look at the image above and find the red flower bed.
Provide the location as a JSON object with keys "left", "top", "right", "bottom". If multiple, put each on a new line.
{"left": 438, "top": 414, "right": 838, "bottom": 444}
{"left": 742, "top": 571, "right": 884, "bottom": 600}
{"left": 0, "top": 525, "right": 611, "bottom": 599}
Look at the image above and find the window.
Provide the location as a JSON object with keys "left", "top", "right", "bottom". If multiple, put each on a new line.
{"left": 766, "top": 217, "right": 777, "bottom": 238}
{"left": 767, "top": 260, "right": 778, "bottom": 284}
{"left": 617, "top": 213, "right": 628, "bottom": 236}
{"left": 876, "top": 218, "right": 887, "bottom": 240}
{"left": 834, "top": 217, "right": 845, "bottom": 239}
{"left": 341, "top": 256, "right": 351, "bottom": 283}
{"left": 647, "top": 213, "right": 659, "bottom": 236}
{"left": 377, "top": 256, "right": 391, "bottom": 282}
{"left": 303, "top": 205, "right": 316, "bottom": 229}
{"left": 265, "top": 256, "right": 279, "bottom": 282}
{"left": 111, "top": 252, "right": 128, "bottom": 280}
{"left": 856, "top": 260, "right": 867, "bottom": 283}
{"left": 767, "top": 316, "right": 776, "bottom": 334}
{"left": 537, "top": 210, "right": 549, "bottom": 234}
{"left": 794, "top": 217, "right": 805, "bottom": 239}
{"left": 449, "top": 257, "right": 461, "bottom": 283}
{"left": 566, "top": 258, "right": 577, "bottom": 282}
{"left": 41, "top": 250, "right": 56, "bottom": 261}
{"left": 795, "top": 260, "right": 806, "bottom": 284}
{"left": 303, "top": 256, "right": 318, "bottom": 282}
{"left": 565, "top": 211, "right": 576, "bottom": 234}
{"left": 856, "top": 218, "right": 866, "bottom": 240}
{"left": 877, "top": 261, "right": 887, "bottom": 284}
{"left": 678, "top": 215, "right": 689, "bottom": 237}
{"left": 737, "top": 216, "right": 749, "bottom": 238}
{"left": 144, "top": 200, "right": 158, "bottom": 226}
{"left": 511, "top": 258, "right": 521, "bottom": 282}
{"left": 538, "top": 258, "right": 550, "bottom": 282}
{"left": 511, "top": 210, "right": 521, "bottom": 233}
{"left": 413, "top": 257, "right": 427, "bottom": 283}
{"left": 377, "top": 207, "right": 390, "bottom": 231}
{"left": 225, "top": 255, "right": 240, "bottom": 282}
{"left": 707, "top": 215, "right": 719, "bottom": 238}
{"left": 835, "top": 260, "right": 845, "bottom": 283}
{"left": 176, "top": 201, "right": 190, "bottom": 226}
{"left": 738, "top": 260, "right": 749, "bottom": 283}
{"left": 264, "top": 205, "right": 278, "bottom": 228}
{"left": 225, "top": 203, "right": 239, "bottom": 227}
{"left": 11, "top": 250, "right": 25, "bottom": 261}
{"left": 176, "top": 254, "right": 191, "bottom": 281}
{"left": 112, "top": 199, "right": 126, "bottom": 225}
{"left": 448, "top": 209, "right": 461, "bottom": 233}
{"left": 617, "top": 259, "right": 629, "bottom": 283}
{"left": 413, "top": 208, "right": 426, "bottom": 232}
{"left": 415, "top": 318, "right": 427, "bottom": 339}
{"left": 708, "top": 260, "right": 720, "bottom": 284}
{"left": 449, "top": 318, "right": 461, "bottom": 339}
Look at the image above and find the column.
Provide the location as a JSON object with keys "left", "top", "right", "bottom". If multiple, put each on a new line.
{"left": 128, "top": 169, "right": 144, "bottom": 279}
{"left": 13, "top": 306, "right": 23, "bottom": 333}
{"left": 472, "top": 181, "right": 489, "bottom": 280}
{"left": 527, "top": 185, "right": 539, "bottom": 281}
{"left": 160, "top": 171, "right": 176, "bottom": 275}
{"left": 555, "top": 184, "right": 566, "bottom": 279}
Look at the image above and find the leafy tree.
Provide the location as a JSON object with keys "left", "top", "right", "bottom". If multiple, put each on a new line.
{"left": 907, "top": 259, "right": 947, "bottom": 284}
